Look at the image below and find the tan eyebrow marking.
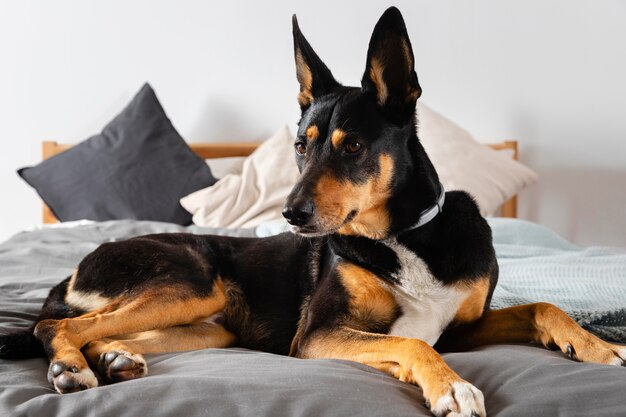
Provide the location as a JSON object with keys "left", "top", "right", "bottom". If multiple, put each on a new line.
{"left": 306, "top": 125, "right": 319, "bottom": 141}
{"left": 331, "top": 129, "right": 347, "bottom": 149}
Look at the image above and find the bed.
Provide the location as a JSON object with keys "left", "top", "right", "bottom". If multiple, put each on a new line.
{"left": 2, "top": 141, "right": 625, "bottom": 417}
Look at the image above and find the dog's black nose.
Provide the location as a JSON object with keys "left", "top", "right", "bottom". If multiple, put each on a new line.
{"left": 282, "top": 201, "right": 314, "bottom": 226}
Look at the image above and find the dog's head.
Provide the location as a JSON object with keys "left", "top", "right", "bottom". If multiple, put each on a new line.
{"left": 283, "top": 7, "right": 438, "bottom": 239}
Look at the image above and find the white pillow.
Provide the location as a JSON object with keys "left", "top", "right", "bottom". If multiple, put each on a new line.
{"left": 417, "top": 102, "right": 538, "bottom": 216}
{"left": 205, "top": 156, "right": 246, "bottom": 178}
{"left": 181, "top": 125, "right": 299, "bottom": 228}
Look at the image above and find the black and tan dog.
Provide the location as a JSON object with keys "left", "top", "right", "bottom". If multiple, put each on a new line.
{"left": 1, "top": 7, "right": 624, "bottom": 417}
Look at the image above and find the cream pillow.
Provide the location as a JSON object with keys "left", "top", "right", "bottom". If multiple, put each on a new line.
{"left": 181, "top": 125, "right": 299, "bottom": 228}
{"left": 205, "top": 156, "right": 246, "bottom": 178}
{"left": 417, "top": 102, "right": 538, "bottom": 216}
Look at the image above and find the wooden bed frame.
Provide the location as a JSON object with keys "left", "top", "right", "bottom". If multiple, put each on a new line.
{"left": 40, "top": 140, "right": 519, "bottom": 224}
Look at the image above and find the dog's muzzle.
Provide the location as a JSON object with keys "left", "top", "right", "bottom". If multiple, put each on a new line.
{"left": 282, "top": 200, "right": 314, "bottom": 227}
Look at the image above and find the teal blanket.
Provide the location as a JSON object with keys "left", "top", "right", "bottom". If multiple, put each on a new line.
{"left": 488, "top": 218, "right": 626, "bottom": 342}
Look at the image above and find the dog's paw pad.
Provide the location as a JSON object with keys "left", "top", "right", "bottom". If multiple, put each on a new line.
{"left": 98, "top": 350, "right": 147, "bottom": 382}
{"left": 48, "top": 361, "right": 98, "bottom": 394}
{"left": 431, "top": 381, "right": 486, "bottom": 417}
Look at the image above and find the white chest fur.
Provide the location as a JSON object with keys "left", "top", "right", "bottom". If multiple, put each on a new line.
{"left": 384, "top": 239, "right": 466, "bottom": 346}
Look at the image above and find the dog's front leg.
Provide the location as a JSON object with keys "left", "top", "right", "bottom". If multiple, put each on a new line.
{"left": 296, "top": 326, "right": 485, "bottom": 417}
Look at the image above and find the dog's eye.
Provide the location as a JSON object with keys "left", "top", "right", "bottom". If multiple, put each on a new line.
{"left": 295, "top": 141, "right": 307, "bottom": 155}
{"left": 344, "top": 141, "right": 362, "bottom": 154}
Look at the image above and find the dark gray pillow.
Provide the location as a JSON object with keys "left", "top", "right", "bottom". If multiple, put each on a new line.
{"left": 18, "top": 83, "right": 216, "bottom": 225}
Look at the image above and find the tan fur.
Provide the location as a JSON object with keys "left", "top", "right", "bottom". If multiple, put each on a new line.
{"left": 66, "top": 268, "right": 116, "bottom": 311}
{"left": 330, "top": 129, "right": 346, "bottom": 149}
{"left": 84, "top": 320, "right": 235, "bottom": 359}
{"left": 369, "top": 57, "right": 387, "bottom": 106}
{"left": 35, "top": 278, "right": 229, "bottom": 384}
{"left": 400, "top": 40, "right": 413, "bottom": 74}
{"left": 306, "top": 125, "right": 319, "bottom": 142}
{"left": 288, "top": 295, "right": 311, "bottom": 356}
{"left": 312, "top": 154, "right": 393, "bottom": 239}
{"left": 338, "top": 262, "right": 397, "bottom": 330}
{"left": 405, "top": 85, "right": 420, "bottom": 103}
{"left": 81, "top": 319, "right": 237, "bottom": 383}
{"left": 221, "top": 279, "right": 273, "bottom": 348}
{"left": 66, "top": 290, "right": 112, "bottom": 311}
{"left": 336, "top": 154, "right": 394, "bottom": 239}
{"left": 295, "top": 50, "right": 314, "bottom": 107}
{"left": 442, "top": 302, "right": 625, "bottom": 365}
{"left": 297, "top": 327, "right": 467, "bottom": 410}
{"left": 67, "top": 269, "right": 79, "bottom": 290}
{"left": 399, "top": 40, "right": 420, "bottom": 103}
{"left": 453, "top": 277, "right": 490, "bottom": 324}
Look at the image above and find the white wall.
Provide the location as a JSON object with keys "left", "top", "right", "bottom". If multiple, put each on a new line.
{"left": 1, "top": 0, "right": 625, "bottom": 246}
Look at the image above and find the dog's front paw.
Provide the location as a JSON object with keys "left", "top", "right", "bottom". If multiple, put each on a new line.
{"left": 427, "top": 381, "right": 486, "bottom": 417}
{"left": 48, "top": 361, "right": 98, "bottom": 394}
{"left": 98, "top": 350, "right": 148, "bottom": 382}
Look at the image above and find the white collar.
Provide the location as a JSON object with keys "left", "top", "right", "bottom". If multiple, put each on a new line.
{"left": 402, "top": 183, "right": 445, "bottom": 232}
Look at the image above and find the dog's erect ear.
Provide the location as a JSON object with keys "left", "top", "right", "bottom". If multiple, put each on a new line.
{"left": 292, "top": 15, "right": 341, "bottom": 110}
{"left": 361, "top": 7, "right": 421, "bottom": 121}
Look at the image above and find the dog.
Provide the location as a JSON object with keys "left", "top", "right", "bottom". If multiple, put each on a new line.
{"left": 1, "top": 7, "right": 624, "bottom": 417}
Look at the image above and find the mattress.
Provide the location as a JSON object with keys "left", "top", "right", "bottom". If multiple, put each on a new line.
{"left": 1, "top": 219, "right": 625, "bottom": 417}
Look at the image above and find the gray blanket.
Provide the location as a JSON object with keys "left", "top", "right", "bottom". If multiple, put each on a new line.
{"left": 488, "top": 218, "right": 626, "bottom": 342}
{"left": 1, "top": 220, "right": 625, "bottom": 417}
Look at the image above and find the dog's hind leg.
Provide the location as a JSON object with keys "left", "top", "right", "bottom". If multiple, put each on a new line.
{"left": 34, "top": 280, "right": 228, "bottom": 393}
{"left": 83, "top": 319, "right": 236, "bottom": 383}
{"left": 437, "top": 302, "right": 626, "bottom": 366}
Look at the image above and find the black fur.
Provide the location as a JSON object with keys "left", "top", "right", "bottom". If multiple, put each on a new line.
{"left": 328, "top": 235, "right": 401, "bottom": 283}
{"left": 0, "top": 277, "right": 75, "bottom": 359}
{"left": 0, "top": 331, "right": 44, "bottom": 360}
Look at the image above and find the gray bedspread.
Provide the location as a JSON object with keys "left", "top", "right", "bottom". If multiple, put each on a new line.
{"left": 489, "top": 218, "right": 626, "bottom": 342}
{"left": 1, "top": 220, "right": 625, "bottom": 417}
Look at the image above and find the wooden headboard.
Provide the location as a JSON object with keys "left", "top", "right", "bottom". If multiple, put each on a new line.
{"left": 41, "top": 140, "right": 519, "bottom": 224}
